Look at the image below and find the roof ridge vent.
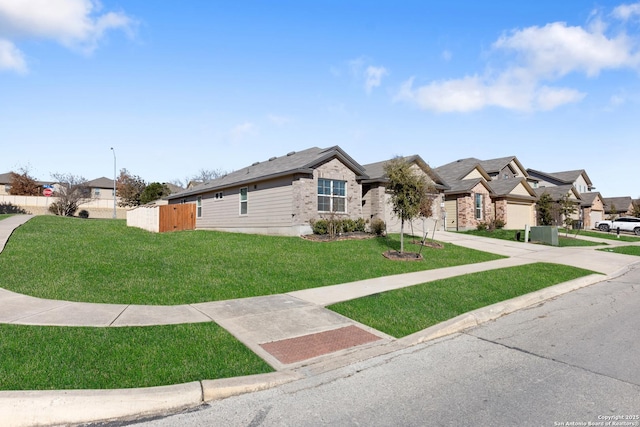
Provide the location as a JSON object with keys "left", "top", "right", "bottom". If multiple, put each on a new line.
{"left": 287, "top": 151, "right": 296, "bottom": 156}
{"left": 269, "top": 156, "right": 277, "bottom": 161}
{"left": 252, "top": 162, "right": 260, "bottom": 166}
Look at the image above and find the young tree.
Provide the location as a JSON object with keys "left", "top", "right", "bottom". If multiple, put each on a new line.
{"left": 49, "top": 173, "right": 92, "bottom": 216}
{"left": 140, "top": 182, "right": 171, "bottom": 204}
{"left": 608, "top": 204, "right": 618, "bottom": 220}
{"left": 8, "top": 169, "right": 40, "bottom": 196}
{"left": 116, "top": 169, "right": 146, "bottom": 207}
{"left": 558, "top": 194, "right": 577, "bottom": 236}
{"left": 536, "top": 193, "right": 554, "bottom": 226}
{"left": 383, "top": 157, "right": 430, "bottom": 254}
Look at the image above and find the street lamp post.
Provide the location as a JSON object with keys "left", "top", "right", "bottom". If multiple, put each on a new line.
{"left": 110, "top": 147, "right": 116, "bottom": 219}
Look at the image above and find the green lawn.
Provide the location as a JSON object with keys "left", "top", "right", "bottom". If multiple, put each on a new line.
{"left": 328, "top": 263, "right": 597, "bottom": 338}
{"left": 0, "top": 322, "right": 272, "bottom": 390}
{"left": 567, "top": 228, "right": 640, "bottom": 242}
{"left": 0, "top": 216, "right": 504, "bottom": 305}
{"left": 460, "top": 228, "right": 604, "bottom": 247}
{"left": 0, "top": 214, "right": 14, "bottom": 220}
{"left": 599, "top": 246, "right": 640, "bottom": 256}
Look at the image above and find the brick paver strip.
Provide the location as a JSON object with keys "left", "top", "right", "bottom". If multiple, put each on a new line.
{"left": 260, "top": 325, "right": 382, "bottom": 364}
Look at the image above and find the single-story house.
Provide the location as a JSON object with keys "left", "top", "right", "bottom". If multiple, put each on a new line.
{"left": 361, "top": 155, "right": 448, "bottom": 234}
{"left": 602, "top": 196, "right": 634, "bottom": 218}
{"left": 86, "top": 177, "right": 117, "bottom": 201}
{"left": 434, "top": 156, "right": 537, "bottom": 231}
{"left": 534, "top": 185, "right": 582, "bottom": 226}
{"left": 165, "top": 146, "right": 368, "bottom": 236}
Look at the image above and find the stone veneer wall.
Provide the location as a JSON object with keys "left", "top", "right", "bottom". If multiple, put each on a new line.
{"left": 292, "top": 158, "right": 363, "bottom": 227}
{"left": 494, "top": 199, "right": 508, "bottom": 225}
{"left": 456, "top": 185, "right": 493, "bottom": 230}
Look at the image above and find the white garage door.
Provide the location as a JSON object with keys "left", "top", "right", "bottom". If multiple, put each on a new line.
{"left": 506, "top": 203, "right": 533, "bottom": 229}
{"left": 590, "top": 210, "right": 603, "bottom": 228}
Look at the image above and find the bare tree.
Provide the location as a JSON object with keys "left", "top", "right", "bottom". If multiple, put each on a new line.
{"left": 49, "top": 173, "right": 92, "bottom": 216}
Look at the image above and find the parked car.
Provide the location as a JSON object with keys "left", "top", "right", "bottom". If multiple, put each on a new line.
{"left": 594, "top": 217, "right": 640, "bottom": 235}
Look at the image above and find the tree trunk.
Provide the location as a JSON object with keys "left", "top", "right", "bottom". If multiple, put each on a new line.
{"left": 400, "top": 219, "right": 404, "bottom": 253}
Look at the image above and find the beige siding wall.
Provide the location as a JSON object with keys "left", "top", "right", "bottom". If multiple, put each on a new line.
{"left": 574, "top": 176, "right": 589, "bottom": 194}
{"left": 510, "top": 182, "right": 531, "bottom": 196}
{"left": 444, "top": 199, "right": 458, "bottom": 231}
{"left": 192, "top": 176, "right": 295, "bottom": 232}
{"left": 463, "top": 168, "right": 483, "bottom": 180}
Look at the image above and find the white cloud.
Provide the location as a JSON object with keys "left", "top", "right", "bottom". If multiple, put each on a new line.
{"left": 0, "top": 38, "right": 26, "bottom": 73}
{"left": 364, "top": 66, "right": 388, "bottom": 94}
{"left": 346, "top": 56, "right": 388, "bottom": 93}
{"left": 493, "top": 22, "right": 639, "bottom": 78}
{"left": 612, "top": 2, "right": 640, "bottom": 21}
{"left": 441, "top": 50, "right": 453, "bottom": 62}
{"left": 396, "top": 9, "right": 640, "bottom": 113}
{"left": 0, "top": 0, "right": 134, "bottom": 72}
{"left": 229, "top": 122, "right": 256, "bottom": 140}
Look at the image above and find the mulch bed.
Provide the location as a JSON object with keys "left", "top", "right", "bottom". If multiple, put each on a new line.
{"left": 301, "top": 232, "right": 377, "bottom": 242}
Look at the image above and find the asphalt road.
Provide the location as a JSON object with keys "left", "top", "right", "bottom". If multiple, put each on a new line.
{"left": 130, "top": 267, "right": 640, "bottom": 427}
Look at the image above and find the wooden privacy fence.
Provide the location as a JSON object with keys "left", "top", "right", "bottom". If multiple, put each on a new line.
{"left": 159, "top": 204, "right": 196, "bottom": 232}
{"left": 127, "top": 203, "right": 196, "bottom": 233}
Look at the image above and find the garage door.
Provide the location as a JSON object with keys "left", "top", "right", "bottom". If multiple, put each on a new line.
{"left": 590, "top": 210, "right": 603, "bottom": 228}
{"left": 506, "top": 203, "right": 534, "bottom": 229}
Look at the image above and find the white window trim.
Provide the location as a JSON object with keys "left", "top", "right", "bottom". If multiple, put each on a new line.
{"left": 239, "top": 187, "right": 248, "bottom": 215}
{"left": 475, "top": 193, "right": 483, "bottom": 220}
{"left": 317, "top": 178, "right": 347, "bottom": 213}
{"left": 196, "top": 196, "right": 202, "bottom": 218}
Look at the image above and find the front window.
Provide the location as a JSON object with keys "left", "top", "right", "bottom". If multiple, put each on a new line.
{"left": 239, "top": 187, "right": 248, "bottom": 215}
{"left": 94, "top": 188, "right": 101, "bottom": 197}
{"left": 475, "top": 193, "right": 483, "bottom": 220}
{"left": 318, "top": 179, "right": 346, "bottom": 212}
{"left": 196, "top": 196, "right": 202, "bottom": 217}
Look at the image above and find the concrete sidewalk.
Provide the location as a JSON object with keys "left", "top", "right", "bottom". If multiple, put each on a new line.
{"left": 2, "top": 215, "right": 640, "bottom": 426}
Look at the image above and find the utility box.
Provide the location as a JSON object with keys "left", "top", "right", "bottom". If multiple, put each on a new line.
{"left": 529, "top": 226, "right": 559, "bottom": 246}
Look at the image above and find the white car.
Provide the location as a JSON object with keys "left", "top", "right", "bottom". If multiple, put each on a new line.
{"left": 594, "top": 217, "right": 640, "bottom": 235}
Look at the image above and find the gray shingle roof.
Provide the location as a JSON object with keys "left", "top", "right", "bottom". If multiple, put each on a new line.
{"left": 487, "top": 178, "right": 533, "bottom": 198}
{"left": 534, "top": 185, "right": 581, "bottom": 201}
{"left": 361, "top": 155, "right": 448, "bottom": 190}
{"left": 527, "top": 168, "right": 592, "bottom": 187}
{"left": 579, "top": 192, "right": 602, "bottom": 207}
{"left": 167, "top": 146, "right": 367, "bottom": 199}
{"left": 602, "top": 196, "right": 633, "bottom": 212}
{"left": 434, "top": 158, "right": 486, "bottom": 184}
{"left": 86, "top": 177, "right": 114, "bottom": 188}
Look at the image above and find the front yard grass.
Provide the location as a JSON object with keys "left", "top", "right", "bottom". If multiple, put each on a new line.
{"left": 0, "top": 216, "right": 505, "bottom": 305}
{"left": 328, "top": 263, "right": 597, "bottom": 338}
{"left": 0, "top": 322, "right": 272, "bottom": 390}
{"left": 599, "top": 246, "right": 640, "bottom": 256}
{"left": 461, "top": 228, "right": 604, "bottom": 247}
{"left": 0, "top": 214, "right": 13, "bottom": 220}
{"left": 567, "top": 228, "right": 640, "bottom": 242}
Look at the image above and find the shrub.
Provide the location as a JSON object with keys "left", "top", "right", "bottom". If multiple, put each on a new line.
{"left": 493, "top": 218, "right": 505, "bottom": 229}
{"left": 370, "top": 218, "right": 386, "bottom": 236}
{"left": 354, "top": 217, "right": 367, "bottom": 232}
{"left": 476, "top": 221, "right": 488, "bottom": 231}
{"left": 78, "top": 210, "right": 90, "bottom": 219}
{"left": 310, "top": 218, "right": 329, "bottom": 235}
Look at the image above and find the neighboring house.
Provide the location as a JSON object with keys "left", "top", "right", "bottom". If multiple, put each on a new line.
{"left": 361, "top": 155, "right": 448, "bottom": 234}
{"left": 534, "top": 185, "right": 582, "bottom": 226}
{"left": 0, "top": 172, "right": 54, "bottom": 196}
{"left": 434, "top": 156, "right": 538, "bottom": 231}
{"left": 165, "top": 146, "right": 368, "bottom": 236}
{"left": 527, "top": 168, "right": 596, "bottom": 227}
{"left": 86, "top": 177, "right": 117, "bottom": 200}
{"left": 579, "top": 192, "right": 605, "bottom": 229}
{"left": 603, "top": 196, "right": 633, "bottom": 218}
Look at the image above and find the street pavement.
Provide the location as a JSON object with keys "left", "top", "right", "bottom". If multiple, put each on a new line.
{"left": 0, "top": 215, "right": 639, "bottom": 426}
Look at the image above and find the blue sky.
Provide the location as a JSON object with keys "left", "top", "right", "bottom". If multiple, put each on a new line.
{"left": 2, "top": 0, "right": 640, "bottom": 197}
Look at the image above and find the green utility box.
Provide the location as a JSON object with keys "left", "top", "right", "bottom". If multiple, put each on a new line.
{"left": 529, "top": 226, "right": 559, "bottom": 246}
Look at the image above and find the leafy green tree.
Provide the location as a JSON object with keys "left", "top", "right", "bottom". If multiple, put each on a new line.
{"left": 608, "top": 204, "right": 618, "bottom": 220}
{"left": 383, "top": 157, "right": 431, "bottom": 254}
{"left": 140, "top": 182, "right": 171, "bottom": 205}
{"left": 536, "top": 193, "right": 554, "bottom": 226}
{"left": 558, "top": 194, "right": 577, "bottom": 236}
{"left": 116, "top": 169, "right": 146, "bottom": 207}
